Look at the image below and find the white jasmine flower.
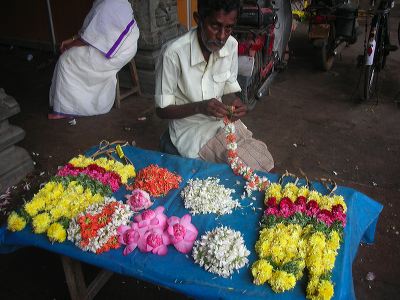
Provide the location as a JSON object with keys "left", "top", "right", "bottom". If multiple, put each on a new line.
{"left": 181, "top": 178, "right": 240, "bottom": 215}
{"left": 192, "top": 226, "right": 250, "bottom": 278}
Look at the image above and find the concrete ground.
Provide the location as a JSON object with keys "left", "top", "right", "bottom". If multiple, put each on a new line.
{"left": 0, "top": 4, "right": 399, "bottom": 299}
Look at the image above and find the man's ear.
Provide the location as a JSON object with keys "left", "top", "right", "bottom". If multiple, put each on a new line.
{"left": 193, "top": 11, "right": 200, "bottom": 25}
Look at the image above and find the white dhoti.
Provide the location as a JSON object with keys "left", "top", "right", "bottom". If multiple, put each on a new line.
{"left": 49, "top": 0, "right": 139, "bottom": 116}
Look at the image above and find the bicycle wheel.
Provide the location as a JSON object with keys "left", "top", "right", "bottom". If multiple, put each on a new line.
{"left": 239, "top": 50, "right": 262, "bottom": 111}
{"left": 362, "top": 64, "right": 378, "bottom": 101}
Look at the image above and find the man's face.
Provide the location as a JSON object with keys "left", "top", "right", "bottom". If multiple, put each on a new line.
{"left": 198, "top": 9, "right": 237, "bottom": 53}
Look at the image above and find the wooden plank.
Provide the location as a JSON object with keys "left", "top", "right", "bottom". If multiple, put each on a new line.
{"left": 60, "top": 256, "right": 113, "bottom": 300}
{"left": 61, "top": 256, "right": 87, "bottom": 300}
{"left": 115, "top": 59, "right": 141, "bottom": 108}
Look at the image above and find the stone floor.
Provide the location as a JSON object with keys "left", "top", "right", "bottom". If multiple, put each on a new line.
{"left": 0, "top": 4, "right": 399, "bottom": 299}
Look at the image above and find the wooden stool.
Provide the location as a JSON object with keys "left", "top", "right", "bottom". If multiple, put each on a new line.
{"left": 115, "top": 59, "right": 141, "bottom": 108}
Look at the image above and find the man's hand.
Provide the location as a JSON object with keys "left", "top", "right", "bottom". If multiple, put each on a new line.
{"left": 230, "top": 97, "right": 247, "bottom": 121}
{"left": 60, "top": 37, "right": 86, "bottom": 54}
{"left": 199, "top": 98, "right": 229, "bottom": 119}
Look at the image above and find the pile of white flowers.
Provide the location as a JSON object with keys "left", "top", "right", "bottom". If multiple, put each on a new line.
{"left": 181, "top": 177, "right": 240, "bottom": 215}
{"left": 192, "top": 226, "right": 250, "bottom": 278}
{"left": 67, "top": 197, "right": 133, "bottom": 253}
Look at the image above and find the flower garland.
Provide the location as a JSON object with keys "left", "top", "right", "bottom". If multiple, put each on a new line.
{"left": 118, "top": 206, "right": 198, "bottom": 256}
{"left": 57, "top": 163, "right": 122, "bottom": 192}
{"left": 68, "top": 155, "right": 136, "bottom": 184}
{"left": 223, "top": 115, "right": 270, "bottom": 196}
{"left": 181, "top": 177, "right": 240, "bottom": 215}
{"left": 7, "top": 155, "right": 136, "bottom": 243}
{"left": 129, "top": 164, "right": 182, "bottom": 197}
{"left": 67, "top": 197, "right": 133, "bottom": 254}
{"left": 251, "top": 182, "right": 347, "bottom": 300}
{"left": 192, "top": 226, "right": 250, "bottom": 278}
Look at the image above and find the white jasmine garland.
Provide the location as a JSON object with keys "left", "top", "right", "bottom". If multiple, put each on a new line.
{"left": 181, "top": 177, "right": 240, "bottom": 215}
{"left": 192, "top": 226, "right": 250, "bottom": 278}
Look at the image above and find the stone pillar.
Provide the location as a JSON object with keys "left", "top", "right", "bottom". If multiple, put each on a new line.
{"left": 0, "top": 89, "right": 34, "bottom": 193}
{"left": 131, "top": 0, "right": 184, "bottom": 95}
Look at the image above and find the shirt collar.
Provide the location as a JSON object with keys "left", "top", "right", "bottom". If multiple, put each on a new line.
{"left": 190, "top": 28, "right": 231, "bottom": 66}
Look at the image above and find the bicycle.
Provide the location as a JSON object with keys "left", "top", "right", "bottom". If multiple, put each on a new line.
{"left": 359, "top": 0, "right": 398, "bottom": 101}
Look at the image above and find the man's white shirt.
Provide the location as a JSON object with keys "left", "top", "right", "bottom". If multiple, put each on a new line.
{"left": 155, "top": 28, "right": 241, "bottom": 158}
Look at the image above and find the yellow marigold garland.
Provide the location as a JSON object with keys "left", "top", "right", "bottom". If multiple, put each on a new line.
{"left": 7, "top": 154, "right": 136, "bottom": 244}
{"left": 69, "top": 155, "right": 135, "bottom": 184}
{"left": 252, "top": 182, "right": 347, "bottom": 300}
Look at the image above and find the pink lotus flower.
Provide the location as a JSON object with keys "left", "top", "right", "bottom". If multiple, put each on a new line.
{"left": 279, "top": 198, "right": 295, "bottom": 218}
{"left": 317, "top": 209, "right": 333, "bottom": 226}
{"left": 306, "top": 200, "right": 320, "bottom": 217}
{"left": 117, "top": 223, "right": 143, "bottom": 256}
{"left": 138, "top": 227, "right": 170, "bottom": 255}
{"left": 134, "top": 206, "right": 167, "bottom": 230}
{"left": 167, "top": 214, "right": 198, "bottom": 254}
{"left": 294, "top": 196, "right": 307, "bottom": 213}
{"left": 126, "top": 189, "right": 153, "bottom": 212}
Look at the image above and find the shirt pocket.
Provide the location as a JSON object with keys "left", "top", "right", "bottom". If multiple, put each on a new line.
{"left": 212, "top": 71, "right": 231, "bottom": 97}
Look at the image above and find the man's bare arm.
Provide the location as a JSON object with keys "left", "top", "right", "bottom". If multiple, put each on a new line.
{"left": 156, "top": 99, "right": 228, "bottom": 119}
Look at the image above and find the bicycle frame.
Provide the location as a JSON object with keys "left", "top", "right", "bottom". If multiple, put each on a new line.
{"left": 364, "top": 0, "right": 393, "bottom": 67}
{"left": 365, "top": 10, "right": 387, "bottom": 66}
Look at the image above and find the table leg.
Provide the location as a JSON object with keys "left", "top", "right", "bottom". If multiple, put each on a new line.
{"left": 61, "top": 255, "right": 113, "bottom": 300}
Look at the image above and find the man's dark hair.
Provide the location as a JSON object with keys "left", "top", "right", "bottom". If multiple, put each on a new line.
{"left": 198, "top": 0, "right": 240, "bottom": 19}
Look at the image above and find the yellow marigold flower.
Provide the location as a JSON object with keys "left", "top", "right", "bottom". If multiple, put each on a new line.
{"left": 296, "top": 260, "right": 306, "bottom": 279}
{"left": 7, "top": 212, "right": 27, "bottom": 231}
{"left": 282, "top": 183, "right": 298, "bottom": 201}
{"left": 328, "top": 230, "right": 340, "bottom": 250}
{"left": 307, "top": 259, "right": 324, "bottom": 277}
{"left": 49, "top": 206, "right": 65, "bottom": 221}
{"left": 309, "top": 232, "right": 326, "bottom": 252}
{"left": 255, "top": 240, "right": 271, "bottom": 258}
{"left": 69, "top": 155, "right": 91, "bottom": 167}
{"left": 306, "top": 277, "right": 320, "bottom": 296}
{"left": 319, "top": 195, "right": 331, "bottom": 211}
{"left": 265, "top": 183, "right": 282, "bottom": 201}
{"left": 316, "top": 280, "right": 334, "bottom": 300}
{"left": 24, "top": 197, "right": 45, "bottom": 217}
{"left": 271, "top": 244, "right": 286, "bottom": 264}
{"left": 251, "top": 259, "right": 273, "bottom": 285}
{"left": 297, "top": 186, "right": 310, "bottom": 198}
{"left": 322, "top": 250, "right": 336, "bottom": 271}
{"left": 298, "top": 238, "right": 308, "bottom": 258}
{"left": 32, "top": 212, "right": 51, "bottom": 234}
{"left": 332, "top": 195, "right": 347, "bottom": 212}
{"left": 308, "top": 191, "right": 321, "bottom": 203}
{"left": 51, "top": 185, "right": 64, "bottom": 199}
{"left": 47, "top": 222, "right": 67, "bottom": 243}
{"left": 270, "top": 270, "right": 296, "bottom": 293}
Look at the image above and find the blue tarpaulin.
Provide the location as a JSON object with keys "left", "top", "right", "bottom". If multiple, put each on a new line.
{"left": 0, "top": 146, "right": 383, "bottom": 299}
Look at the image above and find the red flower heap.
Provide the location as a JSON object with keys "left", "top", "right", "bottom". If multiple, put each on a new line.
{"left": 130, "top": 164, "right": 182, "bottom": 197}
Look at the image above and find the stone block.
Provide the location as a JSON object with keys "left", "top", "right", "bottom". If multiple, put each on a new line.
{"left": 0, "top": 146, "right": 34, "bottom": 193}
{"left": 0, "top": 88, "right": 20, "bottom": 120}
{"left": 0, "top": 123, "right": 25, "bottom": 152}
